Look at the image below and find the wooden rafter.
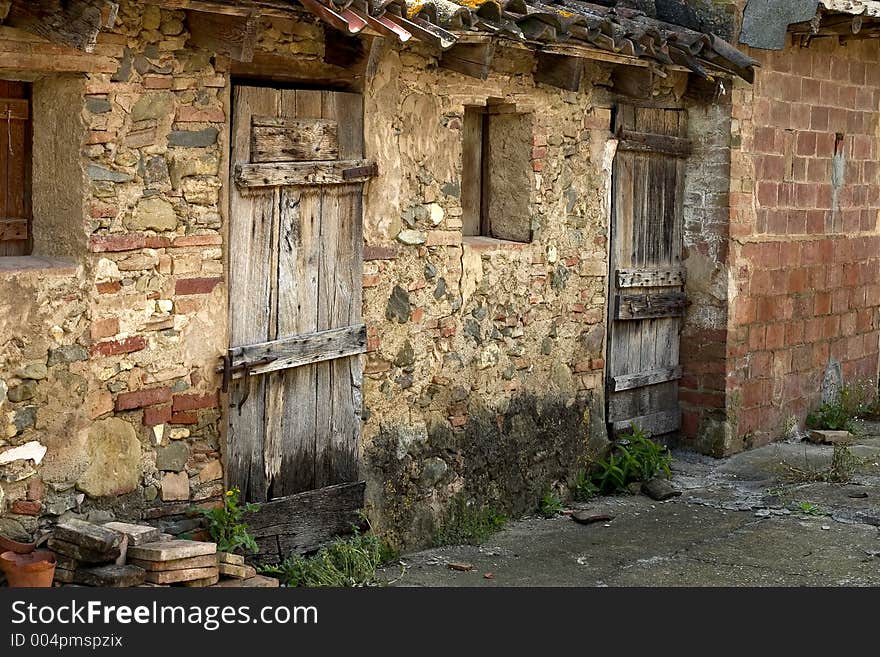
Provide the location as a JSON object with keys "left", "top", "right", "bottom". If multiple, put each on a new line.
{"left": 440, "top": 42, "right": 494, "bottom": 80}
{"left": 533, "top": 52, "right": 583, "bottom": 91}
{"left": 4, "top": 0, "right": 118, "bottom": 53}
{"left": 186, "top": 8, "right": 260, "bottom": 62}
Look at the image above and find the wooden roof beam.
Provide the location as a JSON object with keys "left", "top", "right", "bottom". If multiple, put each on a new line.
{"left": 4, "top": 0, "right": 117, "bottom": 53}
{"left": 186, "top": 8, "right": 260, "bottom": 62}
{"left": 440, "top": 42, "right": 494, "bottom": 80}
{"left": 533, "top": 51, "right": 583, "bottom": 91}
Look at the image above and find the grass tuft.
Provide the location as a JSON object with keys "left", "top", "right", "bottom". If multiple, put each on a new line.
{"left": 433, "top": 496, "right": 507, "bottom": 546}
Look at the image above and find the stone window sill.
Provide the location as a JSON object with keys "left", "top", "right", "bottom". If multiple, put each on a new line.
{"left": 0, "top": 256, "right": 78, "bottom": 276}
{"left": 462, "top": 235, "right": 531, "bottom": 252}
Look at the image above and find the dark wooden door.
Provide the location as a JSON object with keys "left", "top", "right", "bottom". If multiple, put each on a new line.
{"left": 606, "top": 105, "right": 689, "bottom": 437}
{"left": 0, "top": 81, "right": 31, "bottom": 256}
{"left": 226, "top": 85, "right": 374, "bottom": 505}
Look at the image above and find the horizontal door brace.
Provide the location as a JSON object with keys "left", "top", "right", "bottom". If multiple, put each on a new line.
{"left": 220, "top": 324, "right": 366, "bottom": 385}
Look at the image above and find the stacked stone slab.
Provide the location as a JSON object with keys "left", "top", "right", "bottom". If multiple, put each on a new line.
{"left": 48, "top": 519, "right": 147, "bottom": 586}
{"left": 127, "top": 539, "right": 219, "bottom": 586}
{"left": 216, "top": 551, "right": 256, "bottom": 580}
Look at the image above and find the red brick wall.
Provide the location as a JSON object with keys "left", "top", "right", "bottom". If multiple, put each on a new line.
{"left": 727, "top": 37, "right": 880, "bottom": 449}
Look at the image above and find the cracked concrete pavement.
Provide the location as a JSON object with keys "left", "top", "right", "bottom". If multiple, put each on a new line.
{"left": 380, "top": 421, "right": 880, "bottom": 586}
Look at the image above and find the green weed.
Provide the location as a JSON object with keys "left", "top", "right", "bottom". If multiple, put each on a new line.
{"left": 793, "top": 501, "right": 824, "bottom": 516}
{"left": 259, "top": 531, "right": 388, "bottom": 587}
{"left": 433, "top": 496, "right": 507, "bottom": 546}
{"left": 588, "top": 424, "right": 672, "bottom": 495}
{"left": 806, "top": 379, "right": 879, "bottom": 432}
{"left": 784, "top": 444, "right": 864, "bottom": 484}
{"left": 538, "top": 491, "right": 563, "bottom": 518}
{"left": 573, "top": 471, "right": 600, "bottom": 501}
{"left": 190, "top": 487, "right": 260, "bottom": 554}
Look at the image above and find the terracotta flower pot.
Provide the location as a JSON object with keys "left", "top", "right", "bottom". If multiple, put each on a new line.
{"left": 0, "top": 535, "right": 36, "bottom": 555}
{"left": 0, "top": 550, "right": 56, "bottom": 588}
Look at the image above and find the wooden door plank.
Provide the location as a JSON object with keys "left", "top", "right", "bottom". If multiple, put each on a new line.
{"left": 314, "top": 180, "right": 339, "bottom": 490}
{"left": 321, "top": 90, "right": 364, "bottom": 486}
{"left": 608, "top": 382, "right": 679, "bottom": 423}
{"left": 280, "top": 89, "right": 320, "bottom": 496}
{"left": 227, "top": 85, "right": 279, "bottom": 503}
{"left": 250, "top": 117, "right": 339, "bottom": 163}
{"left": 0, "top": 83, "right": 27, "bottom": 256}
{"left": 277, "top": 185, "right": 322, "bottom": 496}
{"left": 234, "top": 160, "right": 377, "bottom": 187}
{"left": 610, "top": 366, "right": 682, "bottom": 392}
{"left": 616, "top": 128, "right": 691, "bottom": 156}
{"left": 616, "top": 267, "right": 685, "bottom": 288}
{"left": 615, "top": 290, "right": 687, "bottom": 321}
{"left": 328, "top": 184, "right": 363, "bottom": 484}
{"left": 326, "top": 89, "right": 364, "bottom": 485}
{"left": 461, "top": 108, "right": 482, "bottom": 236}
{"left": 322, "top": 90, "right": 363, "bottom": 160}
{"left": 611, "top": 408, "right": 681, "bottom": 435}
{"left": 226, "top": 324, "right": 367, "bottom": 376}
{"left": 293, "top": 89, "right": 323, "bottom": 119}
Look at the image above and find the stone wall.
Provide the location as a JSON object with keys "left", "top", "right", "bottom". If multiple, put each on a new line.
{"left": 0, "top": 1, "right": 709, "bottom": 549}
{"left": 359, "top": 47, "right": 616, "bottom": 545}
{"left": 724, "top": 36, "right": 880, "bottom": 451}
{"left": 0, "top": 2, "right": 228, "bottom": 539}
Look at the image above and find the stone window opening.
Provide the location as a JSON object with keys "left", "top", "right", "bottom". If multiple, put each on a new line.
{"left": 461, "top": 102, "right": 533, "bottom": 243}
{"left": 0, "top": 74, "right": 86, "bottom": 272}
{"left": 0, "top": 79, "right": 32, "bottom": 257}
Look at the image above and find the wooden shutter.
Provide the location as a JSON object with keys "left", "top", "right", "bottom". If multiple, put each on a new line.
{"left": 0, "top": 81, "right": 32, "bottom": 257}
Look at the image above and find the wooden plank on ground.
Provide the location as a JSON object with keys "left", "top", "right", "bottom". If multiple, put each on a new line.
{"left": 212, "top": 574, "right": 280, "bottom": 588}
{"left": 611, "top": 366, "right": 682, "bottom": 392}
{"left": 244, "top": 481, "right": 365, "bottom": 563}
{"left": 250, "top": 117, "right": 338, "bottom": 163}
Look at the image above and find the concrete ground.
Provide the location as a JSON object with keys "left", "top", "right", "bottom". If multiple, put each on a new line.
{"left": 380, "top": 421, "right": 880, "bottom": 586}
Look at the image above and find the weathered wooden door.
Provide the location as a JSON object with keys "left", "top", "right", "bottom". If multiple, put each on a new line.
{"left": 606, "top": 105, "right": 689, "bottom": 437}
{"left": 226, "top": 85, "right": 375, "bottom": 509}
